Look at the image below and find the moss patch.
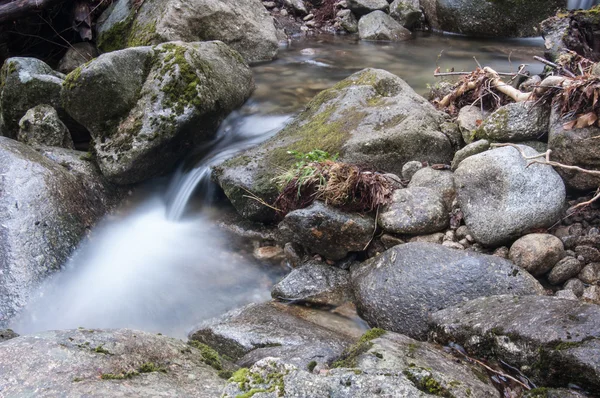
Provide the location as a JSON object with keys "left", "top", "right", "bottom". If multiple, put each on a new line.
{"left": 97, "top": 16, "right": 157, "bottom": 53}
{"left": 332, "top": 328, "right": 386, "bottom": 368}
{"left": 403, "top": 366, "right": 455, "bottom": 398}
{"left": 188, "top": 341, "right": 223, "bottom": 370}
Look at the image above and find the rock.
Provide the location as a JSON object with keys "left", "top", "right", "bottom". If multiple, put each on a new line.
{"left": 0, "top": 329, "right": 18, "bottom": 342}
{"left": 215, "top": 68, "right": 454, "bottom": 222}
{"left": 420, "top": 0, "right": 564, "bottom": 37}
{"left": 380, "top": 233, "right": 404, "bottom": 249}
{"left": 378, "top": 187, "right": 448, "bottom": 235}
{"left": 389, "top": 0, "right": 422, "bottom": 29}
{"left": 548, "top": 107, "right": 600, "bottom": 191}
{"left": 450, "top": 139, "right": 489, "bottom": 171}
{"left": 63, "top": 41, "right": 253, "bottom": 184}
{"left": 520, "top": 74, "right": 542, "bottom": 92}
{"left": 0, "top": 57, "right": 65, "bottom": 138}
{"left": 401, "top": 160, "right": 423, "bottom": 180}
{"left": 556, "top": 289, "right": 578, "bottom": 300}
{"left": 548, "top": 256, "right": 583, "bottom": 285}
{"left": 525, "top": 389, "right": 591, "bottom": 398}
{"left": 509, "top": 233, "right": 565, "bottom": 277}
{"left": 97, "top": 0, "right": 279, "bottom": 64}
{"left": 541, "top": 8, "right": 600, "bottom": 63}
{"left": 0, "top": 138, "right": 120, "bottom": 324}
{"left": 579, "top": 262, "right": 600, "bottom": 284}
{"left": 408, "top": 167, "right": 455, "bottom": 209}
{"left": 409, "top": 232, "right": 444, "bottom": 244}
{"left": 188, "top": 301, "right": 352, "bottom": 369}
{"left": 279, "top": 202, "right": 374, "bottom": 261}
{"left": 455, "top": 145, "right": 566, "bottom": 246}
{"left": 564, "top": 278, "right": 585, "bottom": 297}
{"left": 253, "top": 246, "right": 284, "bottom": 262}
{"left": 455, "top": 225, "right": 469, "bottom": 240}
{"left": 271, "top": 261, "right": 352, "bottom": 306}
{"left": 476, "top": 102, "right": 550, "bottom": 142}
{"left": 17, "top": 105, "right": 74, "bottom": 149}
{"left": 351, "top": 242, "right": 543, "bottom": 339}
{"left": 441, "top": 240, "right": 463, "bottom": 250}
{"left": 347, "top": 0, "right": 388, "bottom": 16}
{"left": 338, "top": 9, "right": 359, "bottom": 33}
{"left": 457, "top": 105, "right": 489, "bottom": 144}
{"left": 284, "top": 0, "right": 308, "bottom": 15}
{"left": 429, "top": 295, "right": 600, "bottom": 393}
{"left": 0, "top": 329, "right": 225, "bottom": 397}
{"left": 358, "top": 11, "right": 412, "bottom": 41}
{"left": 576, "top": 245, "right": 600, "bottom": 263}
{"left": 583, "top": 285, "right": 600, "bottom": 304}
{"left": 57, "top": 42, "right": 98, "bottom": 74}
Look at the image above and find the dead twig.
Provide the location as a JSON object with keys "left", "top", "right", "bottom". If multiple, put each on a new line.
{"left": 533, "top": 55, "right": 577, "bottom": 78}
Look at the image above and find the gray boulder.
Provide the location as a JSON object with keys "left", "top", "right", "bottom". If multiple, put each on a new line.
{"left": 389, "top": 0, "right": 422, "bottom": 29}
{"left": 347, "top": 0, "right": 389, "bottom": 16}
{"left": 429, "top": 295, "right": 600, "bottom": 394}
{"left": 284, "top": 0, "right": 308, "bottom": 15}
{"left": 0, "top": 138, "right": 120, "bottom": 325}
{"left": 97, "top": 0, "right": 279, "bottom": 63}
{"left": 378, "top": 187, "right": 448, "bottom": 235}
{"left": 457, "top": 104, "right": 489, "bottom": 144}
{"left": 548, "top": 107, "right": 600, "bottom": 191}
{"left": 420, "top": 0, "right": 564, "bottom": 37}
{"left": 350, "top": 242, "right": 544, "bottom": 339}
{"left": 408, "top": 167, "right": 455, "bottom": 209}
{"left": 509, "top": 233, "right": 565, "bottom": 277}
{"left": 455, "top": 145, "right": 566, "bottom": 246}
{"left": 0, "top": 57, "right": 65, "bottom": 138}
{"left": 57, "top": 42, "right": 98, "bottom": 74}
{"left": 188, "top": 301, "right": 352, "bottom": 369}
{"left": 0, "top": 329, "right": 225, "bottom": 397}
{"left": 338, "top": 9, "right": 359, "bottom": 33}
{"left": 358, "top": 11, "right": 412, "bottom": 41}
{"left": 271, "top": 261, "right": 352, "bottom": 306}
{"left": 451, "top": 139, "right": 489, "bottom": 171}
{"left": 17, "top": 105, "right": 74, "bottom": 149}
{"left": 278, "top": 202, "right": 374, "bottom": 261}
{"left": 476, "top": 102, "right": 550, "bottom": 142}
{"left": 215, "top": 68, "right": 454, "bottom": 222}
{"left": 0, "top": 329, "right": 18, "bottom": 342}
{"left": 63, "top": 41, "right": 254, "bottom": 185}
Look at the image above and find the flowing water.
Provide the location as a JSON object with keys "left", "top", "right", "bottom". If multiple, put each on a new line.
{"left": 11, "top": 34, "right": 547, "bottom": 338}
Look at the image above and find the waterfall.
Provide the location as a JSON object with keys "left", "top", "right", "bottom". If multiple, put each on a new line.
{"left": 568, "top": 0, "right": 600, "bottom": 9}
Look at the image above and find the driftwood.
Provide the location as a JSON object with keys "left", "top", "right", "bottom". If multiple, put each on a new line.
{"left": 0, "top": 0, "right": 67, "bottom": 24}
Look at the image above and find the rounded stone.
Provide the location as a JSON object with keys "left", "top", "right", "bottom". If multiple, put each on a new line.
{"left": 509, "top": 233, "right": 565, "bottom": 277}
{"left": 548, "top": 257, "right": 583, "bottom": 286}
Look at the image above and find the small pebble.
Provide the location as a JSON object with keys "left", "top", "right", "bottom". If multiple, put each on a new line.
{"left": 303, "top": 13, "right": 315, "bottom": 21}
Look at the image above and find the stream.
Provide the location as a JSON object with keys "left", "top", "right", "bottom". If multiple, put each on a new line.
{"left": 11, "top": 34, "right": 546, "bottom": 338}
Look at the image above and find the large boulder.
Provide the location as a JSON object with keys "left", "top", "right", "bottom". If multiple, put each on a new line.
{"left": 350, "top": 242, "right": 544, "bottom": 339}
{"left": 214, "top": 68, "right": 454, "bottom": 222}
{"left": 541, "top": 7, "right": 600, "bottom": 63}
{"left": 0, "top": 139, "right": 120, "bottom": 325}
{"left": 430, "top": 295, "right": 600, "bottom": 394}
{"left": 0, "top": 57, "right": 65, "bottom": 138}
{"left": 97, "top": 0, "right": 279, "bottom": 64}
{"left": 389, "top": 0, "right": 422, "bottom": 29}
{"left": 420, "top": 0, "right": 565, "bottom": 37}
{"left": 548, "top": 108, "right": 600, "bottom": 191}
{"left": 358, "top": 11, "right": 413, "bottom": 41}
{"left": 17, "top": 105, "right": 74, "bottom": 149}
{"left": 0, "top": 329, "right": 225, "bottom": 397}
{"left": 347, "top": 0, "right": 389, "bottom": 16}
{"left": 63, "top": 41, "right": 254, "bottom": 185}
{"left": 278, "top": 201, "right": 375, "bottom": 261}
{"left": 188, "top": 301, "right": 353, "bottom": 369}
{"left": 454, "top": 145, "right": 566, "bottom": 246}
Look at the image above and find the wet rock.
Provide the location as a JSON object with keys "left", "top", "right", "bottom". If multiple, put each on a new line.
{"left": 271, "top": 261, "right": 351, "bottom": 306}
{"left": 509, "top": 233, "right": 565, "bottom": 277}
{"left": 579, "top": 262, "right": 600, "bottom": 285}
{"left": 401, "top": 160, "right": 423, "bottom": 180}
{"left": 476, "top": 102, "right": 550, "bottom": 142}
{"left": 347, "top": 0, "right": 388, "bottom": 16}
{"left": 389, "top": 0, "right": 422, "bottom": 29}
{"left": 457, "top": 105, "right": 489, "bottom": 144}
{"left": 576, "top": 245, "right": 600, "bottom": 263}
{"left": 17, "top": 105, "right": 74, "bottom": 149}
{"left": 338, "top": 9, "right": 359, "bottom": 33}
{"left": 97, "top": 0, "right": 279, "bottom": 63}
{"left": 429, "top": 295, "right": 600, "bottom": 393}
{"left": 351, "top": 242, "right": 543, "bottom": 339}
{"left": 548, "top": 107, "right": 600, "bottom": 191}
{"left": 564, "top": 278, "right": 585, "bottom": 297}
{"left": 0, "top": 57, "right": 65, "bottom": 138}
{"left": 378, "top": 187, "right": 448, "bottom": 235}
{"left": 253, "top": 246, "right": 284, "bottom": 262}
{"left": 279, "top": 202, "right": 374, "bottom": 261}
{"left": 408, "top": 167, "right": 455, "bottom": 209}
{"left": 0, "top": 329, "right": 18, "bottom": 342}
{"left": 63, "top": 41, "right": 253, "bottom": 185}
{"left": 215, "top": 68, "right": 454, "bottom": 222}
{"left": 358, "top": 11, "right": 412, "bottom": 41}
{"left": 0, "top": 329, "right": 225, "bottom": 397}
{"left": 188, "top": 301, "right": 352, "bottom": 369}
{"left": 57, "top": 42, "right": 98, "bottom": 74}
{"left": 420, "top": 0, "right": 564, "bottom": 37}
{"left": 548, "top": 256, "right": 583, "bottom": 285}
{"left": 0, "top": 138, "right": 120, "bottom": 325}
{"left": 455, "top": 145, "right": 566, "bottom": 246}
{"left": 451, "top": 139, "right": 489, "bottom": 171}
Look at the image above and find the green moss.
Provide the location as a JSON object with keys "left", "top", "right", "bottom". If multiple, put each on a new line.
{"left": 63, "top": 66, "right": 83, "bottom": 91}
{"left": 332, "top": 70, "right": 378, "bottom": 91}
{"left": 188, "top": 341, "right": 223, "bottom": 370}
{"left": 403, "top": 367, "right": 455, "bottom": 398}
{"left": 332, "top": 328, "right": 386, "bottom": 368}
{"left": 553, "top": 341, "right": 584, "bottom": 350}
{"left": 307, "top": 361, "right": 317, "bottom": 372}
{"left": 231, "top": 368, "right": 251, "bottom": 390}
{"left": 138, "top": 362, "right": 167, "bottom": 373}
{"left": 101, "top": 371, "right": 139, "bottom": 380}
{"left": 524, "top": 387, "right": 549, "bottom": 398}
{"left": 236, "top": 388, "right": 268, "bottom": 398}
{"left": 128, "top": 20, "right": 157, "bottom": 47}
{"left": 218, "top": 369, "right": 233, "bottom": 379}
{"left": 94, "top": 345, "right": 111, "bottom": 355}
{"left": 72, "top": 377, "right": 83, "bottom": 382}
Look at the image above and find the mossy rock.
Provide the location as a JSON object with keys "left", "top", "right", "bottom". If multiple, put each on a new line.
{"left": 214, "top": 68, "right": 454, "bottom": 223}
